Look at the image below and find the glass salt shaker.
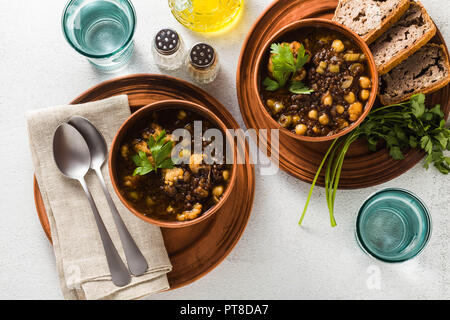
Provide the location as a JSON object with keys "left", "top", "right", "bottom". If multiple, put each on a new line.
{"left": 186, "top": 43, "right": 220, "bottom": 84}
{"left": 151, "top": 28, "right": 186, "bottom": 70}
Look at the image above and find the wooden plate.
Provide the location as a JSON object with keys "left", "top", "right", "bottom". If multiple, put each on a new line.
{"left": 237, "top": 0, "right": 450, "bottom": 189}
{"left": 33, "top": 74, "right": 255, "bottom": 290}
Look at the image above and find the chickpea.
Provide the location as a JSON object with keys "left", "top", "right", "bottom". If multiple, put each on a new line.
{"left": 332, "top": 39, "right": 345, "bottom": 52}
{"left": 344, "top": 92, "right": 356, "bottom": 104}
{"left": 344, "top": 53, "right": 360, "bottom": 62}
{"left": 288, "top": 41, "right": 301, "bottom": 55}
{"left": 292, "top": 115, "right": 301, "bottom": 124}
{"left": 312, "top": 126, "right": 319, "bottom": 134}
{"left": 146, "top": 196, "right": 155, "bottom": 206}
{"left": 360, "top": 89, "right": 370, "bottom": 101}
{"left": 348, "top": 102, "right": 363, "bottom": 121}
{"left": 278, "top": 114, "right": 292, "bottom": 128}
{"left": 120, "top": 144, "right": 129, "bottom": 159}
{"left": 319, "top": 114, "right": 330, "bottom": 125}
{"left": 128, "top": 191, "right": 140, "bottom": 201}
{"left": 359, "top": 76, "right": 372, "bottom": 89}
{"left": 222, "top": 170, "right": 230, "bottom": 181}
{"left": 177, "top": 110, "right": 187, "bottom": 120}
{"left": 340, "top": 121, "right": 349, "bottom": 128}
{"left": 308, "top": 109, "right": 318, "bottom": 120}
{"left": 266, "top": 99, "right": 275, "bottom": 108}
{"left": 329, "top": 64, "right": 340, "bottom": 73}
{"left": 295, "top": 124, "right": 307, "bottom": 135}
{"left": 212, "top": 185, "right": 224, "bottom": 197}
{"left": 178, "top": 148, "right": 191, "bottom": 160}
{"left": 322, "top": 93, "right": 333, "bottom": 106}
{"left": 336, "top": 105, "right": 345, "bottom": 114}
{"left": 273, "top": 101, "right": 284, "bottom": 114}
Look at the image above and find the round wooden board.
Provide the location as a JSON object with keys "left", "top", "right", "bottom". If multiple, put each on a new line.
{"left": 237, "top": 0, "right": 450, "bottom": 189}
{"left": 33, "top": 74, "right": 255, "bottom": 290}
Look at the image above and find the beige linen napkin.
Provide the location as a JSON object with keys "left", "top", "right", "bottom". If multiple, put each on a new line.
{"left": 26, "top": 95, "right": 172, "bottom": 300}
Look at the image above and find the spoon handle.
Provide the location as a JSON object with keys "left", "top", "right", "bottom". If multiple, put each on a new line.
{"left": 78, "top": 178, "right": 131, "bottom": 287}
{"left": 95, "top": 168, "right": 148, "bottom": 276}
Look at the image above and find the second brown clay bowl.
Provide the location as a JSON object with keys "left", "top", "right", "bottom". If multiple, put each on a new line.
{"left": 109, "top": 99, "right": 237, "bottom": 228}
{"left": 253, "top": 18, "right": 379, "bottom": 142}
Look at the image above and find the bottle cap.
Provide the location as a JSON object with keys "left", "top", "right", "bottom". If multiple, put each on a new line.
{"left": 189, "top": 43, "right": 215, "bottom": 69}
{"left": 154, "top": 29, "right": 180, "bottom": 55}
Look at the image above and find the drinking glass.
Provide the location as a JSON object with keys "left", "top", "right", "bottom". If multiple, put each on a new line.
{"left": 62, "top": 0, "right": 136, "bottom": 71}
{"left": 356, "top": 188, "right": 431, "bottom": 263}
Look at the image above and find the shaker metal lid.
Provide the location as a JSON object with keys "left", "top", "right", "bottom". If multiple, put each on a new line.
{"left": 154, "top": 28, "right": 180, "bottom": 55}
{"left": 189, "top": 43, "right": 215, "bottom": 69}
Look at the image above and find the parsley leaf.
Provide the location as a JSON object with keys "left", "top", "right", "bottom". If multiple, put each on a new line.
{"left": 289, "top": 81, "right": 314, "bottom": 94}
{"left": 263, "top": 42, "right": 313, "bottom": 94}
{"left": 132, "top": 130, "right": 174, "bottom": 176}
{"left": 263, "top": 77, "right": 280, "bottom": 91}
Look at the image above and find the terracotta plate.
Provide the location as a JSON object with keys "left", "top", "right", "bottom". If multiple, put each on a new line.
{"left": 237, "top": 0, "right": 450, "bottom": 189}
{"left": 33, "top": 74, "right": 255, "bottom": 290}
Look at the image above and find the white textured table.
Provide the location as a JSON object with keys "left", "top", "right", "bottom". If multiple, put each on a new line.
{"left": 0, "top": 0, "right": 449, "bottom": 300}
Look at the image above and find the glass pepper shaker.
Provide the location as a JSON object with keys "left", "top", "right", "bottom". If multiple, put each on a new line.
{"left": 151, "top": 28, "right": 186, "bottom": 71}
{"left": 186, "top": 43, "right": 220, "bottom": 84}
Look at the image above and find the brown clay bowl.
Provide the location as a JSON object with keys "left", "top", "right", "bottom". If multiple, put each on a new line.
{"left": 109, "top": 99, "right": 237, "bottom": 228}
{"left": 253, "top": 18, "right": 379, "bottom": 142}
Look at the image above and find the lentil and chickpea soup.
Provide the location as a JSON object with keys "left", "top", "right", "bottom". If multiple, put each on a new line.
{"left": 117, "top": 109, "right": 231, "bottom": 222}
{"left": 260, "top": 28, "right": 372, "bottom": 137}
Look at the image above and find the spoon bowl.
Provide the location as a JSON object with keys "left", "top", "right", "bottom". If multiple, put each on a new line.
{"left": 68, "top": 116, "right": 108, "bottom": 169}
{"left": 53, "top": 123, "right": 91, "bottom": 179}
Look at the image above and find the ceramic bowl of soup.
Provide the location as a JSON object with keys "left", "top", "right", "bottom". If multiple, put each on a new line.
{"left": 109, "top": 99, "right": 237, "bottom": 228}
{"left": 254, "top": 19, "right": 378, "bottom": 142}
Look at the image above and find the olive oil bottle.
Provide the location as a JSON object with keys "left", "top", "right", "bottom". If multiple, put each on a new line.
{"left": 168, "top": 0, "right": 243, "bottom": 33}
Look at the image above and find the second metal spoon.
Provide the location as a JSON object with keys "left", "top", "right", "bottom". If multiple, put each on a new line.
{"left": 68, "top": 116, "right": 148, "bottom": 276}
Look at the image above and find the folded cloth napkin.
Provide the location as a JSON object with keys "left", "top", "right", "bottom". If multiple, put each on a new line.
{"left": 26, "top": 95, "right": 172, "bottom": 300}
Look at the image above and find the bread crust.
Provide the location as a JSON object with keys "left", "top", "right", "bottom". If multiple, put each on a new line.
{"left": 380, "top": 44, "right": 450, "bottom": 105}
{"left": 333, "top": 0, "right": 411, "bottom": 44}
{"left": 377, "top": 1, "right": 437, "bottom": 75}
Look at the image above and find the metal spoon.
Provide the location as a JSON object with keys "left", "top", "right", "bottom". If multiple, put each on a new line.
{"left": 68, "top": 116, "right": 148, "bottom": 276}
{"left": 53, "top": 123, "right": 131, "bottom": 287}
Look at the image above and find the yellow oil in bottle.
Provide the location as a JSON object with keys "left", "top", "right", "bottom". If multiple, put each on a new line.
{"left": 168, "top": 0, "right": 243, "bottom": 33}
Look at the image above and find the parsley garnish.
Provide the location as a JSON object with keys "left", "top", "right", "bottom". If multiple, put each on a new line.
{"left": 132, "top": 130, "right": 174, "bottom": 176}
{"left": 263, "top": 42, "right": 312, "bottom": 94}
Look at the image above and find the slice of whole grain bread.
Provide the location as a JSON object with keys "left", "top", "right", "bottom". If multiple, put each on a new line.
{"left": 333, "top": 0, "right": 410, "bottom": 44}
{"left": 380, "top": 44, "right": 450, "bottom": 105}
{"left": 370, "top": 1, "right": 436, "bottom": 75}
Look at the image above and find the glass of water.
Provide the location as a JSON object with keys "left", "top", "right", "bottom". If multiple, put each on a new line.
{"left": 356, "top": 188, "right": 431, "bottom": 263}
{"left": 62, "top": 0, "right": 136, "bottom": 71}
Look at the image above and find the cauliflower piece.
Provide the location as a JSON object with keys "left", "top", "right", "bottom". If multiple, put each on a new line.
{"left": 123, "top": 175, "right": 140, "bottom": 189}
{"left": 177, "top": 203, "right": 202, "bottom": 221}
{"left": 163, "top": 167, "right": 184, "bottom": 186}
{"left": 133, "top": 140, "right": 150, "bottom": 154}
{"left": 348, "top": 102, "right": 363, "bottom": 121}
{"left": 189, "top": 154, "right": 206, "bottom": 174}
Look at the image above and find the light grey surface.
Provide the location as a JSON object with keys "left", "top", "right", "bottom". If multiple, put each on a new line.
{"left": 0, "top": 0, "right": 449, "bottom": 300}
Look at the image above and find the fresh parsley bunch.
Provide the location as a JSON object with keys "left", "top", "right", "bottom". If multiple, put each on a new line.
{"left": 300, "top": 93, "right": 450, "bottom": 227}
{"left": 132, "top": 130, "right": 174, "bottom": 176}
{"left": 263, "top": 43, "right": 313, "bottom": 94}
{"left": 360, "top": 94, "right": 450, "bottom": 173}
